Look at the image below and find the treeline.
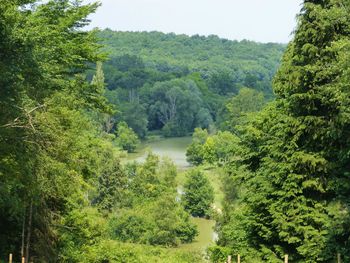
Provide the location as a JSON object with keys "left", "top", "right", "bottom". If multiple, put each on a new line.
{"left": 93, "top": 30, "right": 285, "bottom": 138}
{"left": 186, "top": 1, "right": 350, "bottom": 262}
{"left": 0, "top": 1, "right": 203, "bottom": 262}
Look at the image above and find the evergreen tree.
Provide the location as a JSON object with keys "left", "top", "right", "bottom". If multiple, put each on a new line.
{"left": 94, "top": 159, "right": 126, "bottom": 212}
{"left": 183, "top": 169, "right": 214, "bottom": 217}
{"left": 218, "top": 1, "right": 350, "bottom": 262}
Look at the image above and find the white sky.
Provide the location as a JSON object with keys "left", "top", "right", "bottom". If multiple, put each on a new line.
{"left": 86, "top": 0, "right": 303, "bottom": 43}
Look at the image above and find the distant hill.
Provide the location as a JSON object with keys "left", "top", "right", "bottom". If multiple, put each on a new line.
{"left": 98, "top": 29, "right": 286, "bottom": 96}
{"left": 96, "top": 30, "right": 286, "bottom": 137}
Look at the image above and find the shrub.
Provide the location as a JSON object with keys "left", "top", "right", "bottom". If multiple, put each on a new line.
{"left": 115, "top": 121, "right": 139, "bottom": 152}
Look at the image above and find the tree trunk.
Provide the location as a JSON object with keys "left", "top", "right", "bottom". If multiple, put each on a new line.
{"left": 25, "top": 201, "right": 33, "bottom": 263}
{"left": 21, "top": 209, "right": 26, "bottom": 258}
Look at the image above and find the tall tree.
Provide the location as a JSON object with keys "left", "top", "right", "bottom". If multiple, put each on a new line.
{"left": 218, "top": 0, "right": 350, "bottom": 262}
{"left": 183, "top": 169, "right": 214, "bottom": 218}
{"left": 0, "top": 0, "right": 108, "bottom": 261}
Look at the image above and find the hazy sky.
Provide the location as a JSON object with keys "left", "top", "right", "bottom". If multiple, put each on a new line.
{"left": 86, "top": 0, "right": 303, "bottom": 43}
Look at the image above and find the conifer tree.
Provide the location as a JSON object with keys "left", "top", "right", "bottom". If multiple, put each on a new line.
{"left": 218, "top": 1, "right": 350, "bottom": 262}
{"left": 183, "top": 169, "right": 214, "bottom": 217}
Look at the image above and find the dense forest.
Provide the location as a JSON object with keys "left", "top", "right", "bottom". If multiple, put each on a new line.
{"left": 94, "top": 30, "right": 285, "bottom": 138}
{"left": 1, "top": 0, "right": 350, "bottom": 263}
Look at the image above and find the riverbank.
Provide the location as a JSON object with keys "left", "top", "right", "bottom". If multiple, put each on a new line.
{"left": 125, "top": 136, "right": 223, "bottom": 259}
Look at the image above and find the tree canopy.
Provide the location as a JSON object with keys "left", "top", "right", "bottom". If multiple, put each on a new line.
{"left": 91, "top": 30, "right": 285, "bottom": 137}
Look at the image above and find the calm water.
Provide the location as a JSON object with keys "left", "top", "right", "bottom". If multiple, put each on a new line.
{"left": 128, "top": 136, "right": 192, "bottom": 169}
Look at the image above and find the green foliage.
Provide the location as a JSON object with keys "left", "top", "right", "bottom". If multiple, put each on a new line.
{"left": 215, "top": 1, "right": 350, "bottom": 262}
{"left": 58, "top": 207, "right": 108, "bottom": 262}
{"left": 120, "top": 102, "right": 149, "bottom": 139}
{"left": 202, "top": 131, "right": 240, "bottom": 165}
{"left": 99, "top": 30, "right": 285, "bottom": 97}
{"left": 207, "top": 70, "right": 239, "bottom": 95}
{"left": 207, "top": 246, "right": 233, "bottom": 263}
{"left": 0, "top": 1, "right": 121, "bottom": 261}
{"left": 183, "top": 169, "right": 214, "bottom": 218}
{"left": 218, "top": 87, "right": 266, "bottom": 131}
{"left": 8, "top": 0, "right": 350, "bottom": 262}
{"left": 0, "top": 1, "right": 208, "bottom": 262}
{"left": 109, "top": 195, "right": 197, "bottom": 246}
{"left": 91, "top": 61, "right": 106, "bottom": 91}
{"left": 82, "top": 240, "right": 203, "bottom": 263}
{"left": 97, "top": 30, "right": 284, "bottom": 136}
{"left": 145, "top": 79, "right": 209, "bottom": 137}
{"left": 115, "top": 121, "right": 140, "bottom": 153}
{"left": 93, "top": 159, "right": 126, "bottom": 212}
{"left": 107, "top": 154, "right": 198, "bottom": 247}
{"left": 186, "top": 128, "right": 209, "bottom": 165}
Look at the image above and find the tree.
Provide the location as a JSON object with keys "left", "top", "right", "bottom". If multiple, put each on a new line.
{"left": 217, "top": 1, "right": 350, "bottom": 262}
{"left": 97, "top": 30, "right": 285, "bottom": 136}
{"left": 94, "top": 159, "right": 126, "bottom": 212}
{"left": 105, "top": 54, "right": 148, "bottom": 102}
{"left": 183, "top": 169, "right": 214, "bottom": 217}
{"left": 0, "top": 0, "right": 113, "bottom": 260}
{"left": 115, "top": 121, "right": 139, "bottom": 153}
{"left": 202, "top": 131, "right": 239, "bottom": 165}
{"left": 109, "top": 194, "right": 198, "bottom": 246}
{"left": 218, "top": 87, "right": 265, "bottom": 131}
{"left": 186, "top": 128, "right": 209, "bottom": 165}
{"left": 146, "top": 79, "right": 205, "bottom": 136}
{"left": 91, "top": 61, "right": 105, "bottom": 91}
{"left": 207, "top": 70, "right": 239, "bottom": 95}
{"left": 109, "top": 155, "right": 198, "bottom": 247}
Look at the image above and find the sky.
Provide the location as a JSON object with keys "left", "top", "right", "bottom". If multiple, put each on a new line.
{"left": 86, "top": 0, "right": 303, "bottom": 43}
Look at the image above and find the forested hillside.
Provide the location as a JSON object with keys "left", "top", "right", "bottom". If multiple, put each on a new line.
{"left": 95, "top": 30, "right": 285, "bottom": 138}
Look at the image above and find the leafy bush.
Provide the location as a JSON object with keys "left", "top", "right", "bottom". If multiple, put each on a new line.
{"left": 115, "top": 121, "right": 140, "bottom": 152}
{"left": 83, "top": 240, "right": 203, "bottom": 263}
{"left": 207, "top": 246, "right": 232, "bottom": 263}
{"left": 109, "top": 195, "right": 197, "bottom": 246}
{"left": 58, "top": 208, "right": 108, "bottom": 262}
{"left": 203, "top": 131, "right": 239, "bottom": 165}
